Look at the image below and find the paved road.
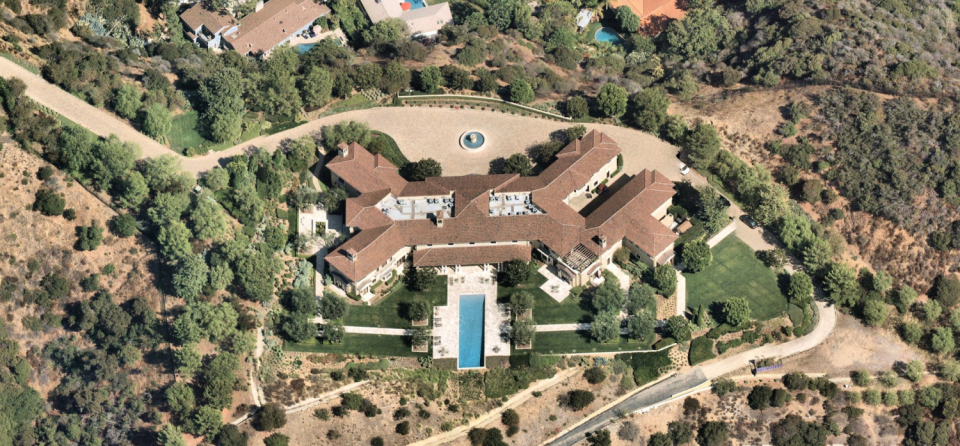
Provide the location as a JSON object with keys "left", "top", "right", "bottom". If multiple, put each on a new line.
{"left": 0, "top": 58, "right": 172, "bottom": 158}
{"left": 547, "top": 369, "right": 709, "bottom": 446}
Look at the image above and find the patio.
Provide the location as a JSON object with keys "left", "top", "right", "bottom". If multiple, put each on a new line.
{"left": 538, "top": 264, "right": 572, "bottom": 303}
{"left": 380, "top": 195, "right": 454, "bottom": 221}
{"left": 488, "top": 192, "right": 544, "bottom": 217}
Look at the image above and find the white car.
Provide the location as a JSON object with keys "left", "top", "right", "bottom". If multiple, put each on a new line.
{"left": 679, "top": 163, "right": 690, "bottom": 175}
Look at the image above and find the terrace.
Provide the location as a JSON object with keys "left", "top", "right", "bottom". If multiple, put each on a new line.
{"left": 378, "top": 195, "right": 454, "bottom": 221}
{"left": 488, "top": 192, "right": 544, "bottom": 217}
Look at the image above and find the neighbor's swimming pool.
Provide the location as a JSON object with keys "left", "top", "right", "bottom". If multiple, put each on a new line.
{"left": 407, "top": 0, "right": 427, "bottom": 9}
{"left": 458, "top": 294, "right": 485, "bottom": 369}
{"left": 595, "top": 27, "right": 625, "bottom": 45}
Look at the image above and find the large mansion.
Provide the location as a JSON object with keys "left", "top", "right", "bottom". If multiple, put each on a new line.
{"left": 324, "top": 131, "right": 678, "bottom": 297}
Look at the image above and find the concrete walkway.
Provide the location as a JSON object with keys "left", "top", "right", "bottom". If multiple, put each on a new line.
{"left": 307, "top": 318, "right": 409, "bottom": 336}
{"left": 535, "top": 323, "right": 591, "bottom": 332}
{"left": 675, "top": 269, "right": 686, "bottom": 316}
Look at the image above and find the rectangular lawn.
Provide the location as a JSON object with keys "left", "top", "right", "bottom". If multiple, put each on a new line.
{"left": 528, "top": 331, "right": 650, "bottom": 355}
{"left": 343, "top": 277, "right": 448, "bottom": 328}
{"left": 285, "top": 333, "right": 424, "bottom": 357}
{"left": 683, "top": 236, "right": 788, "bottom": 323}
{"left": 497, "top": 272, "right": 592, "bottom": 324}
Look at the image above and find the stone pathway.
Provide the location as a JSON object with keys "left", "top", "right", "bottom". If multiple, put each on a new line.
{"left": 604, "top": 263, "right": 631, "bottom": 290}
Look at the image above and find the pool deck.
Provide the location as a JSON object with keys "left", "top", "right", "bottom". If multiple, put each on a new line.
{"left": 432, "top": 266, "right": 509, "bottom": 366}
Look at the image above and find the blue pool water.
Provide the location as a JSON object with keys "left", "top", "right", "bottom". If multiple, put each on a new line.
{"left": 294, "top": 43, "right": 316, "bottom": 54}
{"left": 407, "top": 0, "right": 427, "bottom": 9}
{"left": 595, "top": 27, "right": 625, "bottom": 45}
{"left": 458, "top": 294, "right": 485, "bottom": 368}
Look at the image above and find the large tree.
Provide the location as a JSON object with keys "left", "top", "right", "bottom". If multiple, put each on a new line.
{"left": 199, "top": 67, "right": 245, "bottom": 143}
{"left": 299, "top": 67, "right": 333, "bottom": 109}
{"left": 681, "top": 240, "right": 712, "bottom": 273}
{"left": 597, "top": 83, "right": 628, "bottom": 118}
{"left": 721, "top": 297, "right": 751, "bottom": 327}
{"left": 172, "top": 254, "right": 209, "bottom": 300}
{"left": 684, "top": 122, "right": 721, "bottom": 169}
{"left": 142, "top": 103, "right": 172, "bottom": 138}
{"left": 590, "top": 311, "right": 619, "bottom": 342}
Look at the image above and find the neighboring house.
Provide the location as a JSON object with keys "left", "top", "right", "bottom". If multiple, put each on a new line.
{"left": 611, "top": 0, "right": 685, "bottom": 33}
{"left": 180, "top": 0, "right": 330, "bottom": 56}
{"left": 358, "top": 0, "right": 453, "bottom": 37}
{"left": 324, "top": 131, "right": 678, "bottom": 298}
{"left": 575, "top": 9, "right": 593, "bottom": 32}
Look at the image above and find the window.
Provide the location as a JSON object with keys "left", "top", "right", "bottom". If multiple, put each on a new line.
{"left": 470, "top": 242, "right": 475, "bottom": 245}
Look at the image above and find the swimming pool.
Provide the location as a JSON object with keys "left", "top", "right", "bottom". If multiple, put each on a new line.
{"left": 405, "top": 0, "right": 427, "bottom": 9}
{"left": 458, "top": 294, "right": 485, "bottom": 368}
{"left": 595, "top": 27, "right": 625, "bottom": 45}
{"left": 294, "top": 43, "right": 316, "bottom": 54}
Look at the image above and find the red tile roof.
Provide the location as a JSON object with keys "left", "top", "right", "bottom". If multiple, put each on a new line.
{"left": 325, "top": 131, "right": 677, "bottom": 282}
{"left": 413, "top": 245, "right": 531, "bottom": 267}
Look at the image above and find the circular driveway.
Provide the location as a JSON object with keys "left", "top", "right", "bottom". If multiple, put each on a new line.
{"left": 187, "top": 107, "right": 689, "bottom": 182}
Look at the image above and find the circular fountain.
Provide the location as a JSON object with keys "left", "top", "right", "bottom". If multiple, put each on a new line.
{"left": 459, "top": 130, "right": 487, "bottom": 151}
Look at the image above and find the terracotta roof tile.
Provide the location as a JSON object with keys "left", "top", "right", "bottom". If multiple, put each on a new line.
{"left": 325, "top": 130, "right": 677, "bottom": 282}
{"left": 413, "top": 245, "right": 531, "bottom": 267}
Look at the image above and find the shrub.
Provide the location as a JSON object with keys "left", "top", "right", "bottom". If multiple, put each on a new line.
{"left": 688, "top": 337, "right": 716, "bottom": 365}
{"left": 33, "top": 189, "right": 65, "bottom": 216}
{"left": 501, "top": 408, "right": 519, "bottom": 427}
{"left": 254, "top": 403, "right": 287, "bottom": 431}
{"left": 396, "top": 421, "right": 410, "bottom": 435}
{"left": 747, "top": 385, "right": 773, "bottom": 411}
{"left": 583, "top": 367, "right": 607, "bottom": 384}
{"left": 109, "top": 213, "right": 137, "bottom": 237}
{"left": 565, "top": 390, "right": 595, "bottom": 411}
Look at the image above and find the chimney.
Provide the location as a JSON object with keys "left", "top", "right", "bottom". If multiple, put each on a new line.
{"left": 338, "top": 142, "right": 349, "bottom": 157}
{"left": 435, "top": 210, "right": 444, "bottom": 227}
{"left": 345, "top": 248, "right": 358, "bottom": 262}
{"left": 598, "top": 235, "right": 607, "bottom": 249}
{"left": 255, "top": 0, "right": 263, "bottom": 11}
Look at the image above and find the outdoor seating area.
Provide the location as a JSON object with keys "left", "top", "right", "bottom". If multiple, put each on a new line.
{"left": 379, "top": 195, "right": 454, "bottom": 221}
{"left": 488, "top": 192, "right": 544, "bottom": 217}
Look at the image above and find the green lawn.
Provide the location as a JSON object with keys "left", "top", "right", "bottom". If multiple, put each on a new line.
{"left": 343, "top": 277, "right": 448, "bottom": 328}
{"left": 683, "top": 236, "right": 788, "bottom": 323}
{"left": 285, "top": 333, "right": 425, "bottom": 356}
{"left": 168, "top": 112, "right": 205, "bottom": 152}
{"left": 167, "top": 111, "right": 303, "bottom": 155}
{"left": 317, "top": 94, "right": 375, "bottom": 118}
{"left": 497, "top": 272, "right": 592, "bottom": 324}
{"left": 370, "top": 131, "right": 410, "bottom": 168}
{"left": 528, "top": 331, "right": 650, "bottom": 355}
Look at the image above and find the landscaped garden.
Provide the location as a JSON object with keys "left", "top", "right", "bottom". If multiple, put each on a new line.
{"left": 683, "top": 236, "right": 788, "bottom": 323}
{"left": 497, "top": 271, "right": 592, "bottom": 324}
{"left": 285, "top": 333, "right": 425, "bottom": 357}
{"left": 529, "top": 331, "right": 651, "bottom": 355}
{"left": 167, "top": 110, "right": 303, "bottom": 155}
{"left": 342, "top": 276, "right": 448, "bottom": 328}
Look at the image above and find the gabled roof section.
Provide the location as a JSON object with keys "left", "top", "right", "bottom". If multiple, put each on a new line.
{"left": 327, "top": 142, "right": 408, "bottom": 195}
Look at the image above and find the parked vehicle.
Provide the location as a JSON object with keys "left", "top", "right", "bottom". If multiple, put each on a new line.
{"left": 679, "top": 163, "right": 690, "bottom": 175}
{"left": 740, "top": 214, "right": 759, "bottom": 229}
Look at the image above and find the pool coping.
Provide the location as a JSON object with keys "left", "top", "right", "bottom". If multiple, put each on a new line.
{"left": 594, "top": 26, "right": 624, "bottom": 45}
{"left": 457, "top": 294, "right": 487, "bottom": 369}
